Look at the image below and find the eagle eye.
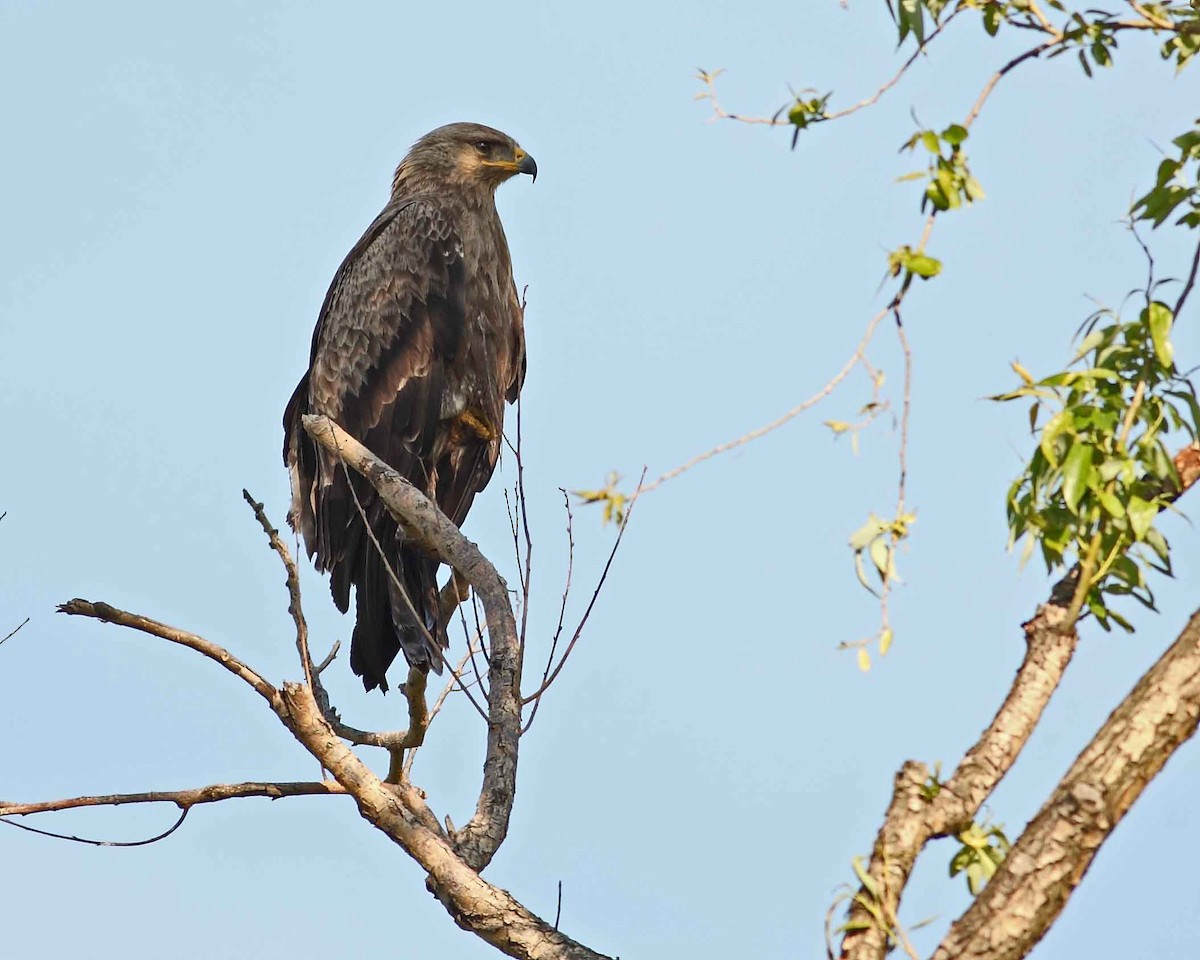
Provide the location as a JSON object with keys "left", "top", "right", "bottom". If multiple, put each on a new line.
{"left": 473, "top": 140, "right": 493, "bottom": 155}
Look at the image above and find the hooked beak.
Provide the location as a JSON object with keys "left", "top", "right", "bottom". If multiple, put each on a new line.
{"left": 515, "top": 147, "right": 537, "bottom": 182}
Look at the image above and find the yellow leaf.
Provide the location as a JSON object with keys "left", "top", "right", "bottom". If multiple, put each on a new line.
{"left": 857, "top": 648, "right": 871, "bottom": 672}
{"left": 879, "top": 627, "right": 893, "bottom": 656}
{"left": 1011, "top": 359, "right": 1034, "bottom": 386}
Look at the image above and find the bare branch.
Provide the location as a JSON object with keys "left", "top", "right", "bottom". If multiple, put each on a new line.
{"left": 56, "top": 599, "right": 279, "bottom": 705}
{"left": 1, "top": 808, "right": 190, "bottom": 847}
{"left": 1174, "top": 231, "right": 1200, "bottom": 320}
{"left": 315, "top": 640, "right": 340, "bottom": 675}
{"left": 638, "top": 306, "right": 889, "bottom": 495}
{"left": 696, "top": 12, "right": 960, "bottom": 131}
{"left": 301, "top": 414, "right": 521, "bottom": 872}
{"left": 522, "top": 470, "right": 643, "bottom": 713}
{"left": 0, "top": 781, "right": 346, "bottom": 818}
{"left": 278, "top": 678, "right": 613, "bottom": 959}
{"left": 523, "top": 490, "right": 575, "bottom": 732}
{"left": 242, "top": 489, "right": 313, "bottom": 688}
{"left": 0, "top": 616, "right": 29, "bottom": 647}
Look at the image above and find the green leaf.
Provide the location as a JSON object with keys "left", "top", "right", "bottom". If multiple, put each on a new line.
{"left": 1061, "top": 443, "right": 1094, "bottom": 514}
{"left": 983, "top": 4, "right": 1000, "bottom": 35}
{"left": 1127, "top": 495, "right": 1157, "bottom": 541}
{"left": 1098, "top": 490, "right": 1125, "bottom": 519}
{"left": 906, "top": 253, "right": 942, "bottom": 278}
{"left": 1146, "top": 301, "right": 1175, "bottom": 368}
{"left": 941, "top": 123, "right": 969, "bottom": 146}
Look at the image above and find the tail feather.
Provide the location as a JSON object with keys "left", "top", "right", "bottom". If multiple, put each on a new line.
{"left": 347, "top": 527, "right": 445, "bottom": 692}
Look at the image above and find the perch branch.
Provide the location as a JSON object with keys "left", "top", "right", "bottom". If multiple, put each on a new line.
{"left": 302, "top": 414, "right": 521, "bottom": 872}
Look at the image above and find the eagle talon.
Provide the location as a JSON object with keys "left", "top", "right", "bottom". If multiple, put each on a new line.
{"left": 453, "top": 410, "right": 496, "bottom": 443}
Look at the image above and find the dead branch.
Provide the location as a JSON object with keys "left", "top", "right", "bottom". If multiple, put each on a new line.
{"left": 0, "top": 807, "right": 191, "bottom": 846}
{"left": 57, "top": 599, "right": 279, "bottom": 704}
{"left": 277, "top": 678, "right": 613, "bottom": 959}
{"left": 405, "top": 628, "right": 486, "bottom": 779}
{"left": 0, "top": 616, "right": 29, "bottom": 646}
{"left": 521, "top": 469, "right": 643, "bottom": 714}
{"left": 302, "top": 413, "right": 520, "bottom": 872}
{"left": 0, "top": 781, "right": 346, "bottom": 818}
{"left": 243, "top": 489, "right": 313, "bottom": 687}
{"left": 55, "top": 588, "right": 609, "bottom": 957}
{"left": 932, "top": 607, "right": 1200, "bottom": 960}
{"left": 636, "top": 306, "right": 889, "bottom": 496}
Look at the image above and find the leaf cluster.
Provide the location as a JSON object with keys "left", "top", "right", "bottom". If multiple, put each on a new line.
{"left": 849, "top": 511, "right": 916, "bottom": 597}
{"left": 995, "top": 299, "right": 1196, "bottom": 630}
{"left": 949, "top": 821, "right": 1011, "bottom": 895}
{"left": 1134, "top": 120, "right": 1200, "bottom": 229}
{"left": 899, "top": 124, "right": 985, "bottom": 213}
{"left": 572, "top": 472, "right": 629, "bottom": 526}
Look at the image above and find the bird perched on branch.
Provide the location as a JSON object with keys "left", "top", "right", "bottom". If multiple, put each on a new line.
{"left": 283, "top": 122, "right": 536, "bottom": 692}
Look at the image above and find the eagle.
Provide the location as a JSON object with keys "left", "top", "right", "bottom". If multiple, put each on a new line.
{"left": 283, "top": 122, "right": 536, "bottom": 692}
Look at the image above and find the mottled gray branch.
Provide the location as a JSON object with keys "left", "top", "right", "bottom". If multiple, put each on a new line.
{"left": 302, "top": 414, "right": 522, "bottom": 873}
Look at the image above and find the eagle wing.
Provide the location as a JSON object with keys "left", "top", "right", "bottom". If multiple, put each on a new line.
{"left": 283, "top": 197, "right": 468, "bottom": 688}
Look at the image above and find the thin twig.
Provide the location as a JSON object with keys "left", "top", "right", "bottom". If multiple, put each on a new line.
{"left": 522, "top": 469, "right": 645, "bottom": 713}
{"left": 1174, "top": 232, "right": 1200, "bottom": 320}
{"left": 242, "top": 489, "right": 313, "bottom": 689}
{"left": 315, "top": 640, "right": 340, "bottom": 675}
{"left": 697, "top": 12, "right": 960, "bottom": 131}
{"left": 515, "top": 400, "right": 534, "bottom": 659}
{"left": 0, "top": 617, "right": 29, "bottom": 647}
{"left": 963, "top": 39, "right": 1060, "bottom": 129}
{"left": 879, "top": 306, "right": 914, "bottom": 640}
{"left": 524, "top": 490, "right": 576, "bottom": 732}
{"left": 638, "top": 307, "right": 890, "bottom": 495}
{"left": 57, "top": 600, "right": 278, "bottom": 704}
{"left": 0, "top": 781, "right": 345, "bottom": 818}
{"left": 0, "top": 808, "right": 190, "bottom": 847}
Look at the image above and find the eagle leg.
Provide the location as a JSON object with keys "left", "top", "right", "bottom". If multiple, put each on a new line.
{"left": 384, "top": 665, "right": 430, "bottom": 784}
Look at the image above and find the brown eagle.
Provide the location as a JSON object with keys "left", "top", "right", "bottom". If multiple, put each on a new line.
{"left": 283, "top": 122, "right": 536, "bottom": 692}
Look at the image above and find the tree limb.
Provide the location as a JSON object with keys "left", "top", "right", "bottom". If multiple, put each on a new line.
{"left": 301, "top": 414, "right": 521, "bottom": 872}
{"left": 278, "top": 678, "right": 612, "bottom": 960}
{"left": 840, "top": 440, "right": 1200, "bottom": 960}
{"left": 932, "top": 606, "right": 1200, "bottom": 960}
{"left": 57, "top": 599, "right": 280, "bottom": 705}
{"left": 0, "top": 781, "right": 346, "bottom": 817}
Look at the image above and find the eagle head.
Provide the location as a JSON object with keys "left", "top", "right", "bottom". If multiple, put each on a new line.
{"left": 392, "top": 122, "right": 537, "bottom": 195}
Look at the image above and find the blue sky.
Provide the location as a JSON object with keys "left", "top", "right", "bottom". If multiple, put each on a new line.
{"left": 2, "top": 2, "right": 1198, "bottom": 957}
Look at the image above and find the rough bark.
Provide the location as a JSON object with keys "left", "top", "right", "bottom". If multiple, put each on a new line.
{"left": 839, "top": 592, "right": 1079, "bottom": 960}
{"left": 932, "top": 607, "right": 1200, "bottom": 960}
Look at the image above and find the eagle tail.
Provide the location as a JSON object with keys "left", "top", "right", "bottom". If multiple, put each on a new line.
{"left": 348, "top": 530, "right": 446, "bottom": 692}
